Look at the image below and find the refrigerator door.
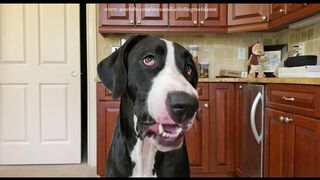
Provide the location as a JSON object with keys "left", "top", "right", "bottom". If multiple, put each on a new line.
{"left": 241, "top": 84, "right": 264, "bottom": 177}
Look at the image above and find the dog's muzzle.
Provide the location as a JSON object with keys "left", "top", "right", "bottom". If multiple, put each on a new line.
{"left": 139, "top": 91, "right": 198, "bottom": 152}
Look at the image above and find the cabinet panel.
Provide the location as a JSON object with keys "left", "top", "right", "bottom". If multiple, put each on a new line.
{"left": 287, "top": 113, "right": 320, "bottom": 177}
{"left": 198, "top": 4, "right": 227, "bottom": 26}
{"left": 264, "top": 108, "right": 289, "bottom": 177}
{"left": 196, "top": 83, "right": 209, "bottom": 100}
{"left": 286, "top": 3, "right": 306, "bottom": 14}
{"left": 100, "top": 4, "right": 134, "bottom": 26}
{"left": 266, "top": 84, "right": 320, "bottom": 119}
{"left": 228, "top": 4, "right": 269, "bottom": 26}
{"left": 135, "top": 4, "right": 168, "bottom": 26}
{"left": 185, "top": 101, "right": 210, "bottom": 174}
{"left": 209, "top": 83, "right": 235, "bottom": 173}
{"left": 269, "top": 4, "right": 286, "bottom": 20}
{"left": 97, "top": 101, "right": 120, "bottom": 177}
{"left": 169, "top": 3, "right": 197, "bottom": 26}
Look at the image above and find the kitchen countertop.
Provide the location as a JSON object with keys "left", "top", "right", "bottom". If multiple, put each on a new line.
{"left": 198, "top": 77, "right": 320, "bottom": 85}
{"left": 96, "top": 77, "right": 320, "bottom": 85}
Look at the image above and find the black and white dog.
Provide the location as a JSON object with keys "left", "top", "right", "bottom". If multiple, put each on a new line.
{"left": 97, "top": 35, "right": 199, "bottom": 177}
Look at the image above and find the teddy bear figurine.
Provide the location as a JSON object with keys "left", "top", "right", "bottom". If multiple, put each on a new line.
{"left": 247, "top": 42, "right": 267, "bottom": 78}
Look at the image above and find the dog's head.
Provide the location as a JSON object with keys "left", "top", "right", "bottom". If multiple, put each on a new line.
{"left": 97, "top": 35, "right": 198, "bottom": 152}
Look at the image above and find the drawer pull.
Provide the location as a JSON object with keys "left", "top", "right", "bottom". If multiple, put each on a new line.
{"left": 279, "top": 116, "right": 284, "bottom": 122}
{"left": 281, "top": 96, "right": 295, "bottom": 101}
{"left": 204, "top": 103, "right": 209, "bottom": 108}
{"left": 284, "top": 117, "right": 293, "bottom": 123}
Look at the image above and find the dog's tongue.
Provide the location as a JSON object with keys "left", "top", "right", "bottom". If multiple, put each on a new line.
{"left": 162, "top": 124, "right": 178, "bottom": 133}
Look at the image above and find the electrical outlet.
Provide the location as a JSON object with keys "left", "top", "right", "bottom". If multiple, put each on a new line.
{"left": 111, "top": 46, "right": 119, "bottom": 53}
{"left": 238, "top": 48, "right": 246, "bottom": 60}
{"left": 298, "top": 42, "right": 305, "bottom": 55}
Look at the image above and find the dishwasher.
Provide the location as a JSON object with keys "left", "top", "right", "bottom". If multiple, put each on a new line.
{"left": 239, "top": 84, "right": 265, "bottom": 177}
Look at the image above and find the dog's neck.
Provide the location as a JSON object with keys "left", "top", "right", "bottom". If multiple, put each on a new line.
{"left": 120, "top": 93, "right": 158, "bottom": 177}
{"left": 130, "top": 126, "right": 158, "bottom": 177}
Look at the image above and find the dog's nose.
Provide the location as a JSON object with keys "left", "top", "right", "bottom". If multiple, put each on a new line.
{"left": 166, "top": 91, "right": 199, "bottom": 124}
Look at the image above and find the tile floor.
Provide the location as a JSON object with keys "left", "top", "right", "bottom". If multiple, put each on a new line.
{"left": 0, "top": 163, "right": 98, "bottom": 177}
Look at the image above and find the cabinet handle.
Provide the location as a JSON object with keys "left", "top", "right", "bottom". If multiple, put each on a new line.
{"left": 193, "top": 21, "right": 197, "bottom": 25}
{"left": 200, "top": 21, "right": 204, "bottom": 25}
{"left": 204, "top": 103, "right": 209, "bottom": 108}
{"left": 279, "top": 116, "right": 285, "bottom": 122}
{"left": 304, "top": 3, "right": 308, "bottom": 6}
{"left": 129, "top": 20, "right": 134, "bottom": 25}
{"left": 136, "top": 20, "right": 141, "bottom": 24}
{"left": 281, "top": 96, "right": 295, "bottom": 101}
{"left": 284, "top": 117, "right": 293, "bottom": 123}
{"left": 279, "top": 9, "right": 285, "bottom": 13}
{"left": 261, "top": 16, "right": 267, "bottom": 21}
{"left": 239, "top": 85, "right": 243, "bottom": 89}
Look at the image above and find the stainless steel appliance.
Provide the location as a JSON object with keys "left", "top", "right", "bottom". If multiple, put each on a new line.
{"left": 240, "top": 84, "right": 264, "bottom": 177}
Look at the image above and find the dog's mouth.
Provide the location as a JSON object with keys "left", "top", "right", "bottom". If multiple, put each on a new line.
{"left": 138, "top": 123, "right": 189, "bottom": 150}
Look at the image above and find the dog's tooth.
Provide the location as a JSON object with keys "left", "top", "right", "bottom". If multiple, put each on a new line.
{"left": 162, "top": 132, "right": 167, "bottom": 138}
{"left": 176, "top": 127, "right": 183, "bottom": 134}
{"left": 159, "top": 124, "right": 164, "bottom": 134}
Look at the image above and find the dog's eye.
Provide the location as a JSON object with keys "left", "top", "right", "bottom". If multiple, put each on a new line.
{"left": 143, "top": 55, "right": 155, "bottom": 67}
{"left": 185, "top": 65, "right": 193, "bottom": 76}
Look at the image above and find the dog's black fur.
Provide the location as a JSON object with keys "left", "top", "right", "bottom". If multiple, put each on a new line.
{"left": 97, "top": 35, "right": 198, "bottom": 177}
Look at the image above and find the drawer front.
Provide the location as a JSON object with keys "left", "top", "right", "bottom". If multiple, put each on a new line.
{"left": 97, "top": 82, "right": 113, "bottom": 101}
{"left": 197, "top": 83, "right": 209, "bottom": 100}
{"left": 266, "top": 84, "right": 320, "bottom": 118}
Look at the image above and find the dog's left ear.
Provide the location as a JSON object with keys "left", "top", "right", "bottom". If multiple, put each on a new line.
{"left": 97, "top": 35, "right": 146, "bottom": 99}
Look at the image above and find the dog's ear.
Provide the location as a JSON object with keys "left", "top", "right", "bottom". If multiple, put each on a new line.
{"left": 97, "top": 35, "right": 146, "bottom": 99}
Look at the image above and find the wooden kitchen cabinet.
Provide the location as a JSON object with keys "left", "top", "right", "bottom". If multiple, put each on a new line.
{"left": 135, "top": 4, "right": 168, "bottom": 26}
{"left": 185, "top": 83, "right": 210, "bottom": 175}
{"left": 185, "top": 101, "right": 210, "bottom": 175}
{"left": 97, "top": 83, "right": 119, "bottom": 177}
{"left": 264, "top": 108, "right": 320, "bottom": 177}
{"left": 264, "top": 84, "right": 320, "bottom": 177}
{"left": 169, "top": 3, "right": 227, "bottom": 27}
{"left": 100, "top": 3, "right": 168, "bottom": 27}
{"left": 268, "top": 3, "right": 320, "bottom": 30}
{"left": 99, "top": 4, "right": 134, "bottom": 26}
{"left": 209, "top": 83, "right": 235, "bottom": 174}
{"left": 227, "top": 4, "right": 269, "bottom": 32}
{"left": 234, "top": 83, "right": 246, "bottom": 177}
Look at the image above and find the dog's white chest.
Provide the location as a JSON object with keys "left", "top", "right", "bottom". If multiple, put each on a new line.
{"left": 130, "top": 138, "right": 158, "bottom": 177}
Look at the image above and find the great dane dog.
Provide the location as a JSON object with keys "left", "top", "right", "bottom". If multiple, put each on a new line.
{"left": 97, "top": 35, "right": 199, "bottom": 177}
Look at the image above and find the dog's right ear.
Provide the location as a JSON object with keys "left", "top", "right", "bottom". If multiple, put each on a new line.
{"left": 97, "top": 35, "right": 146, "bottom": 99}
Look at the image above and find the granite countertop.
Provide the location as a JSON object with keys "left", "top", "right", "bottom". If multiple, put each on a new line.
{"left": 96, "top": 77, "right": 320, "bottom": 85}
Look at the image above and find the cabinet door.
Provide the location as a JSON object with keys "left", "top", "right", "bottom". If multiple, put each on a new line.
{"left": 269, "top": 4, "right": 286, "bottom": 20}
{"left": 228, "top": 4, "right": 269, "bottom": 25}
{"left": 264, "top": 108, "right": 289, "bottom": 177}
{"left": 234, "top": 83, "right": 245, "bottom": 177}
{"left": 169, "top": 3, "right": 198, "bottom": 26}
{"left": 209, "top": 83, "right": 235, "bottom": 173}
{"left": 198, "top": 4, "right": 227, "bottom": 26}
{"left": 185, "top": 101, "right": 210, "bottom": 175}
{"left": 286, "top": 3, "right": 306, "bottom": 14}
{"left": 100, "top": 4, "right": 134, "bottom": 26}
{"left": 97, "top": 101, "right": 120, "bottom": 177}
{"left": 287, "top": 113, "right": 320, "bottom": 177}
{"left": 135, "top": 4, "right": 168, "bottom": 26}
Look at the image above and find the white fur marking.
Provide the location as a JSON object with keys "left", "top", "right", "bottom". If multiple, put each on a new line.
{"left": 131, "top": 115, "right": 157, "bottom": 177}
{"left": 147, "top": 39, "right": 198, "bottom": 125}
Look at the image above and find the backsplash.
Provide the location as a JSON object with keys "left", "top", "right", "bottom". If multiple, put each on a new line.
{"left": 97, "top": 32, "right": 276, "bottom": 77}
{"left": 275, "top": 23, "right": 320, "bottom": 64}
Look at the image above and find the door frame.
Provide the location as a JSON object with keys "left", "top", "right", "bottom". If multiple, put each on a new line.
{"left": 86, "top": 3, "right": 97, "bottom": 167}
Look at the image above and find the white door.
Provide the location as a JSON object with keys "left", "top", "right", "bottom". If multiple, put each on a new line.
{"left": 0, "top": 4, "right": 81, "bottom": 164}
